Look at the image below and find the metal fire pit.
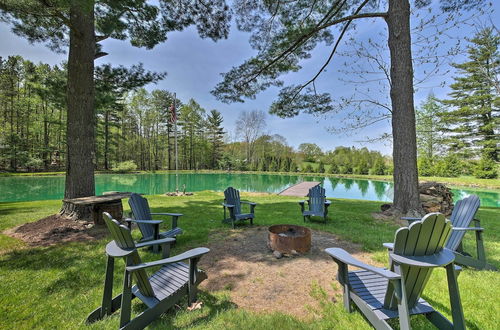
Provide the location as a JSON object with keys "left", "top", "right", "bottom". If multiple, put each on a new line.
{"left": 268, "top": 224, "right": 311, "bottom": 254}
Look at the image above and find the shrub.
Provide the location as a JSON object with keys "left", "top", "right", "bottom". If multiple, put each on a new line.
{"left": 339, "top": 164, "right": 353, "bottom": 174}
{"left": 302, "top": 163, "right": 314, "bottom": 173}
{"left": 433, "top": 155, "right": 462, "bottom": 177}
{"left": 111, "top": 160, "right": 137, "bottom": 173}
{"left": 25, "top": 157, "right": 44, "bottom": 171}
{"left": 417, "top": 157, "right": 434, "bottom": 176}
{"left": 354, "top": 160, "right": 369, "bottom": 175}
{"left": 328, "top": 161, "right": 340, "bottom": 174}
{"left": 370, "top": 158, "right": 387, "bottom": 175}
{"left": 317, "top": 161, "right": 325, "bottom": 173}
{"left": 474, "top": 156, "right": 498, "bottom": 179}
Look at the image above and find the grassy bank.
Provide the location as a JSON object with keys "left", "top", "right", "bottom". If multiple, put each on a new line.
{"left": 0, "top": 192, "right": 499, "bottom": 329}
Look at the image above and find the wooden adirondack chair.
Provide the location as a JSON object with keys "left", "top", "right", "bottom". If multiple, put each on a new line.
{"left": 222, "top": 187, "right": 257, "bottom": 228}
{"left": 87, "top": 212, "right": 209, "bottom": 330}
{"left": 326, "top": 213, "right": 466, "bottom": 330}
{"left": 299, "top": 185, "right": 331, "bottom": 223}
{"left": 396, "top": 195, "right": 495, "bottom": 271}
{"left": 127, "top": 193, "right": 183, "bottom": 252}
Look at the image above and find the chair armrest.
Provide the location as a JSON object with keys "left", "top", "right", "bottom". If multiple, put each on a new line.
{"left": 325, "top": 200, "right": 332, "bottom": 205}
{"left": 390, "top": 248, "right": 455, "bottom": 268}
{"left": 135, "top": 237, "right": 175, "bottom": 249}
{"left": 240, "top": 201, "right": 257, "bottom": 206}
{"left": 124, "top": 218, "right": 163, "bottom": 225}
{"left": 383, "top": 242, "right": 394, "bottom": 250}
{"left": 127, "top": 247, "right": 210, "bottom": 272}
{"left": 325, "top": 248, "right": 400, "bottom": 279}
{"left": 151, "top": 212, "right": 183, "bottom": 217}
{"left": 298, "top": 200, "right": 305, "bottom": 205}
{"left": 222, "top": 203, "right": 235, "bottom": 208}
{"left": 452, "top": 227, "right": 484, "bottom": 232}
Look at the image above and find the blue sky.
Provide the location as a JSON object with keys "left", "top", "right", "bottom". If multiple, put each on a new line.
{"left": 0, "top": 3, "right": 498, "bottom": 156}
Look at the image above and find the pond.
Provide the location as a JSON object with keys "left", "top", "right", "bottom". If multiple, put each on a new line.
{"left": 0, "top": 173, "right": 498, "bottom": 207}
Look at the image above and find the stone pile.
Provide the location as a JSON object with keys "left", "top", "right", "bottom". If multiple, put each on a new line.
{"left": 419, "top": 181, "right": 454, "bottom": 215}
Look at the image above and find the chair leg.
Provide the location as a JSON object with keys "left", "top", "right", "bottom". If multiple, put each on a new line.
{"left": 445, "top": 263, "right": 466, "bottom": 330}
{"left": 120, "top": 270, "right": 132, "bottom": 328}
{"left": 393, "top": 265, "right": 410, "bottom": 330}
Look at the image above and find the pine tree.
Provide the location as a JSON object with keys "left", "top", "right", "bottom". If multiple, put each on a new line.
{"left": 416, "top": 94, "right": 445, "bottom": 160}
{"left": 206, "top": 109, "right": 225, "bottom": 169}
{"left": 440, "top": 28, "right": 499, "bottom": 162}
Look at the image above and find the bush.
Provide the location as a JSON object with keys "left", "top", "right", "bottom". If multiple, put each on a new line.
{"left": 417, "top": 157, "right": 434, "bottom": 176}
{"left": 317, "top": 161, "right": 325, "bottom": 173}
{"left": 354, "top": 160, "right": 369, "bottom": 175}
{"left": 339, "top": 164, "right": 353, "bottom": 174}
{"left": 474, "top": 156, "right": 498, "bottom": 179}
{"left": 433, "top": 155, "right": 462, "bottom": 177}
{"left": 302, "top": 163, "right": 314, "bottom": 173}
{"left": 111, "top": 160, "right": 137, "bottom": 173}
{"left": 370, "top": 158, "right": 386, "bottom": 175}
{"left": 328, "top": 161, "right": 340, "bottom": 174}
{"left": 25, "top": 157, "right": 44, "bottom": 171}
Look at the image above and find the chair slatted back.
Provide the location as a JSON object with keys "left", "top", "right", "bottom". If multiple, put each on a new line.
{"left": 308, "top": 185, "right": 326, "bottom": 213}
{"left": 224, "top": 187, "right": 241, "bottom": 215}
{"left": 103, "top": 212, "right": 155, "bottom": 298}
{"left": 128, "top": 193, "right": 154, "bottom": 239}
{"left": 384, "top": 213, "right": 452, "bottom": 309}
{"left": 446, "top": 195, "right": 480, "bottom": 251}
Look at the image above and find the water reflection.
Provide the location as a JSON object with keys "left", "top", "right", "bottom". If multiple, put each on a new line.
{"left": 0, "top": 173, "right": 498, "bottom": 208}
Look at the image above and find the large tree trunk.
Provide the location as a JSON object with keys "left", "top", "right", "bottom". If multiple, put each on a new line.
{"left": 61, "top": 0, "right": 95, "bottom": 219}
{"left": 386, "top": 0, "right": 422, "bottom": 216}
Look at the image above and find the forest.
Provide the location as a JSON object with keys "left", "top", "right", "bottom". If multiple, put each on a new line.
{"left": 0, "top": 28, "right": 498, "bottom": 179}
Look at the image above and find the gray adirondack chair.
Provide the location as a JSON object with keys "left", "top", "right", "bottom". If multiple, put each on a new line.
{"left": 395, "top": 195, "right": 495, "bottom": 271}
{"left": 87, "top": 212, "right": 209, "bottom": 330}
{"left": 299, "top": 185, "right": 331, "bottom": 223}
{"left": 127, "top": 193, "right": 183, "bottom": 252}
{"left": 222, "top": 187, "right": 257, "bottom": 228}
{"left": 326, "top": 213, "right": 466, "bottom": 330}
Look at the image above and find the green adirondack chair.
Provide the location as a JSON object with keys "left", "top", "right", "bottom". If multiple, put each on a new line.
{"left": 299, "top": 185, "right": 331, "bottom": 223}
{"left": 127, "top": 193, "right": 183, "bottom": 253}
{"left": 394, "top": 195, "right": 495, "bottom": 271}
{"left": 87, "top": 212, "right": 209, "bottom": 330}
{"left": 222, "top": 187, "right": 257, "bottom": 228}
{"left": 326, "top": 213, "right": 466, "bottom": 329}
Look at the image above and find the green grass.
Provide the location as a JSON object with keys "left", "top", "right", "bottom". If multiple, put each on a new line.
{"left": 0, "top": 192, "right": 499, "bottom": 329}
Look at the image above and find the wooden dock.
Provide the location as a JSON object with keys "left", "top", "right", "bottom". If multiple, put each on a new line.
{"left": 278, "top": 181, "right": 321, "bottom": 197}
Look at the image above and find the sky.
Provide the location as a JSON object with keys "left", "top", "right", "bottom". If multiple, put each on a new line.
{"left": 0, "top": 3, "right": 498, "bottom": 156}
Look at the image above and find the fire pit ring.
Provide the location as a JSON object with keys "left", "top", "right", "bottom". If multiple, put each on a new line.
{"left": 268, "top": 224, "right": 311, "bottom": 254}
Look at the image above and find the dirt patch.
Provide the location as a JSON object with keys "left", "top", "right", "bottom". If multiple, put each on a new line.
{"left": 200, "top": 226, "right": 379, "bottom": 318}
{"left": 4, "top": 214, "right": 108, "bottom": 246}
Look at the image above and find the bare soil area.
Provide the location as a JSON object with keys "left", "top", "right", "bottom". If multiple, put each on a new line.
{"left": 4, "top": 214, "right": 108, "bottom": 246}
{"left": 199, "top": 226, "right": 378, "bottom": 318}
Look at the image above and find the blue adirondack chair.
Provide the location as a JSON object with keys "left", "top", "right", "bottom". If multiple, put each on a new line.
{"left": 299, "top": 185, "right": 331, "bottom": 223}
{"left": 127, "top": 193, "right": 183, "bottom": 253}
{"left": 326, "top": 213, "right": 466, "bottom": 329}
{"left": 393, "top": 195, "right": 495, "bottom": 270}
{"left": 222, "top": 187, "right": 257, "bottom": 228}
{"left": 87, "top": 213, "right": 209, "bottom": 329}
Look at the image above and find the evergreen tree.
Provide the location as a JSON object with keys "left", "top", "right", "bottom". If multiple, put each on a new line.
{"left": 416, "top": 94, "right": 445, "bottom": 160}
{"left": 440, "top": 28, "right": 499, "bottom": 161}
{"left": 206, "top": 109, "right": 225, "bottom": 168}
{"left": 317, "top": 161, "right": 325, "bottom": 173}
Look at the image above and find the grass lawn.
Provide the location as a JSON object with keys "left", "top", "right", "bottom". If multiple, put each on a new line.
{"left": 0, "top": 192, "right": 499, "bottom": 329}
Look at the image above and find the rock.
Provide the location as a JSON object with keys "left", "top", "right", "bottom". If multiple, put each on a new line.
{"left": 290, "top": 250, "right": 299, "bottom": 256}
{"left": 273, "top": 251, "right": 283, "bottom": 259}
{"left": 381, "top": 203, "right": 392, "bottom": 212}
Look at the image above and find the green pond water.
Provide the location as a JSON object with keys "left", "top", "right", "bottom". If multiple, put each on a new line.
{"left": 0, "top": 173, "right": 498, "bottom": 207}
